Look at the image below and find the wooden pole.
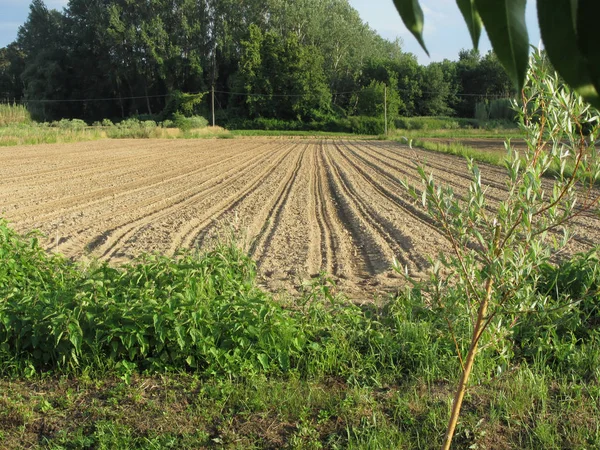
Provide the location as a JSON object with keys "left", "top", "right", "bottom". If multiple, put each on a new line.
{"left": 212, "top": 85, "right": 215, "bottom": 127}
{"left": 384, "top": 84, "right": 388, "bottom": 136}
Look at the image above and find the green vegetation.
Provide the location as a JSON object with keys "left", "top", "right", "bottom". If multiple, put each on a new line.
{"left": 394, "top": 116, "right": 480, "bottom": 130}
{"left": 406, "top": 139, "right": 504, "bottom": 165}
{"left": 104, "top": 118, "right": 165, "bottom": 139}
{"left": 0, "top": 1, "right": 514, "bottom": 127}
{"left": 0, "top": 217, "right": 598, "bottom": 448}
{"left": 401, "top": 48, "right": 600, "bottom": 449}
{"left": 0, "top": 103, "right": 30, "bottom": 126}
{"left": 0, "top": 122, "right": 102, "bottom": 147}
{"left": 229, "top": 130, "right": 371, "bottom": 139}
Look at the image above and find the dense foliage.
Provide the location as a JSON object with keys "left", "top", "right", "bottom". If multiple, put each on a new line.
{"left": 0, "top": 0, "right": 513, "bottom": 124}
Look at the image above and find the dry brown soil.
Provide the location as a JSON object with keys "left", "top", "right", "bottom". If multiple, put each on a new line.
{"left": 1, "top": 138, "right": 598, "bottom": 298}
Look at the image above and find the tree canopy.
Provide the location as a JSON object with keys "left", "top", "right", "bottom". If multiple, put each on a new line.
{"left": 393, "top": 0, "right": 600, "bottom": 110}
{"left": 1, "top": 0, "right": 514, "bottom": 123}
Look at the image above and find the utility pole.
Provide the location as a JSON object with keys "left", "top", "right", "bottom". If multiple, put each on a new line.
{"left": 212, "top": 42, "right": 217, "bottom": 127}
{"left": 384, "top": 84, "right": 388, "bottom": 136}
{"left": 212, "top": 85, "right": 215, "bottom": 127}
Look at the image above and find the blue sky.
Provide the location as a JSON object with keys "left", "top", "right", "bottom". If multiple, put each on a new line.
{"left": 349, "top": 0, "right": 541, "bottom": 63}
{"left": 1, "top": 0, "right": 541, "bottom": 64}
{"left": 0, "top": 0, "right": 68, "bottom": 46}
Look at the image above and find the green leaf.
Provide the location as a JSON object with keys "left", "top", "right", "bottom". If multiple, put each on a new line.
{"left": 456, "top": 0, "right": 483, "bottom": 49}
{"left": 257, "top": 353, "right": 269, "bottom": 370}
{"left": 67, "top": 322, "right": 82, "bottom": 354}
{"left": 575, "top": 0, "right": 600, "bottom": 108}
{"left": 392, "top": 0, "right": 429, "bottom": 56}
{"left": 475, "top": 0, "right": 529, "bottom": 90}
{"left": 538, "top": 0, "right": 600, "bottom": 108}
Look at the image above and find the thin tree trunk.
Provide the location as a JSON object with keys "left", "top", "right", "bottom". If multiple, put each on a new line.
{"left": 442, "top": 277, "right": 493, "bottom": 450}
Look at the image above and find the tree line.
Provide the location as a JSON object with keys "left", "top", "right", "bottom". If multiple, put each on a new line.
{"left": 0, "top": 0, "right": 514, "bottom": 124}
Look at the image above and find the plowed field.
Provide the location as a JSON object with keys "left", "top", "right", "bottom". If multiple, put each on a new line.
{"left": 1, "top": 139, "right": 598, "bottom": 297}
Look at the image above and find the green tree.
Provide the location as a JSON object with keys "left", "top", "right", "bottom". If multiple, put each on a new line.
{"left": 17, "top": 0, "right": 71, "bottom": 121}
{"left": 0, "top": 44, "right": 25, "bottom": 101}
{"left": 393, "top": 0, "right": 600, "bottom": 109}
{"left": 416, "top": 62, "right": 455, "bottom": 116}
{"left": 238, "top": 24, "right": 330, "bottom": 121}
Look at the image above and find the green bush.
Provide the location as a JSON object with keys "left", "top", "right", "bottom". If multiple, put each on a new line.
{"left": 174, "top": 113, "right": 208, "bottom": 131}
{"left": 225, "top": 117, "right": 354, "bottom": 133}
{"left": 349, "top": 116, "right": 385, "bottom": 134}
{"left": 475, "top": 98, "right": 515, "bottom": 123}
{"left": 0, "top": 219, "right": 302, "bottom": 375}
{"left": 104, "top": 118, "right": 161, "bottom": 138}
{"left": 394, "top": 116, "right": 480, "bottom": 130}
{"left": 0, "top": 220, "right": 452, "bottom": 382}
{"left": 511, "top": 250, "right": 600, "bottom": 379}
{"left": 160, "top": 91, "right": 206, "bottom": 121}
{"left": 51, "top": 118, "right": 88, "bottom": 130}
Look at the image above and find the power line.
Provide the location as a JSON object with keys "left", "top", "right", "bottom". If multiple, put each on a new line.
{"left": 22, "top": 93, "right": 175, "bottom": 104}
{"left": 9, "top": 87, "right": 512, "bottom": 105}
{"left": 216, "top": 89, "right": 363, "bottom": 98}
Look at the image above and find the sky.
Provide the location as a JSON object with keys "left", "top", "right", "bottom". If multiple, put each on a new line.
{"left": 0, "top": 0, "right": 541, "bottom": 64}
{"left": 348, "top": 0, "right": 541, "bottom": 63}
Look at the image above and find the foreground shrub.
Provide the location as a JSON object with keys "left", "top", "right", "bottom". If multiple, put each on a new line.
{"left": 512, "top": 249, "right": 600, "bottom": 380}
{"left": 0, "top": 220, "right": 299, "bottom": 375}
{"left": 0, "top": 219, "right": 459, "bottom": 382}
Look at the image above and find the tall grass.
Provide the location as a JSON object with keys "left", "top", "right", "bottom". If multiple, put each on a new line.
{"left": 0, "top": 103, "right": 31, "bottom": 126}
{"left": 394, "top": 116, "right": 518, "bottom": 132}
{"left": 0, "top": 123, "right": 102, "bottom": 146}
{"left": 404, "top": 138, "right": 505, "bottom": 165}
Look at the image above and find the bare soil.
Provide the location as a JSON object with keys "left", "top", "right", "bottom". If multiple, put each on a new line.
{"left": 1, "top": 138, "right": 598, "bottom": 298}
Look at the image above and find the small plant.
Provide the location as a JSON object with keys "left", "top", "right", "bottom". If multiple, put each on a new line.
{"left": 400, "top": 49, "right": 600, "bottom": 448}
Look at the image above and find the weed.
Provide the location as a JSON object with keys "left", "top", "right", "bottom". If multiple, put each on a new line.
{"left": 0, "top": 103, "right": 31, "bottom": 126}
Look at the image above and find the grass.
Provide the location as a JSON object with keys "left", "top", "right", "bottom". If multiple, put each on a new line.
{"left": 390, "top": 128, "right": 525, "bottom": 140}
{"left": 0, "top": 123, "right": 102, "bottom": 147}
{"left": 0, "top": 218, "right": 599, "bottom": 447}
{"left": 405, "top": 138, "right": 506, "bottom": 165}
{"left": 2, "top": 369, "right": 598, "bottom": 449}
{"left": 181, "top": 126, "right": 234, "bottom": 139}
{"left": 395, "top": 136, "right": 598, "bottom": 185}
{"left": 229, "top": 129, "right": 378, "bottom": 139}
{"left": 0, "top": 104, "right": 31, "bottom": 126}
